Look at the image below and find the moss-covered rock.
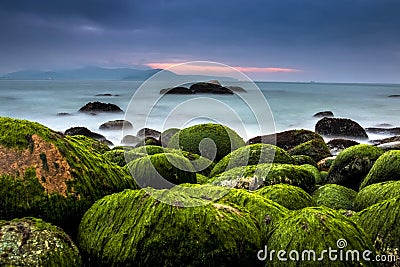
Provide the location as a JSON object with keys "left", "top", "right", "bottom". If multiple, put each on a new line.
{"left": 355, "top": 181, "right": 400, "bottom": 211}
{"left": 0, "top": 217, "right": 81, "bottom": 266}
{"left": 266, "top": 207, "right": 375, "bottom": 266}
{"left": 168, "top": 123, "right": 245, "bottom": 162}
{"left": 351, "top": 197, "right": 400, "bottom": 256}
{"left": 77, "top": 189, "right": 262, "bottom": 266}
{"left": 125, "top": 153, "right": 196, "bottom": 189}
{"left": 196, "top": 173, "right": 209, "bottom": 184}
{"left": 212, "top": 163, "right": 316, "bottom": 193}
{"left": 292, "top": 154, "right": 317, "bottom": 167}
{"left": 312, "top": 184, "right": 357, "bottom": 210}
{"left": 103, "top": 149, "right": 126, "bottom": 166}
{"left": 288, "top": 138, "right": 331, "bottom": 162}
{"left": 325, "top": 144, "right": 384, "bottom": 190}
{"left": 160, "top": 127, "right": 180, "bottom": 147}
{"left": 0, "top": 117, "right": 136, "bottom": 236}
{"left": 317, "top": 156, "right": 336, "bottom": 171}
{"left": 255, "top": 184, "right": 316, "bottom": 210}
{"left": 301, "top": 164, "right": 322, "bottom": 184}
{"left": 360, "top": 150, "right": 400, "bottom": 190}
{"left": 210, "top": 144, "right": 294, "bottom": 177}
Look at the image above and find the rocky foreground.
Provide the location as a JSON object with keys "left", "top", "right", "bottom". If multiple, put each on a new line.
{"left": 0, "top": 117, "right": 399, "bottom": 266}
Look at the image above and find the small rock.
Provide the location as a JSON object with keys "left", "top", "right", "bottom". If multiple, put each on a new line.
{"left": 121, "top": 135, "right": 142, "bottom": 145}
{"left": 95, "top": 93, "right": 120, "bottom": 97}
{"left": 317, "top": 156, "right": 336, "bottom": 171}
{"left": 78, "top": 101, "right": 123, "bottom": 113}
{"left": 159, "top": 86, "right": 194, "bottom": 94}
{"left": 371, "top": 135, "right": 400, "bottom": 145}
{"left": 377, "top": 141, "right": 400, "bottom": 151}
{"left": 327, "top": 139, "right": 360, "bottom": 155}
{"left": 315, "top": 117, "right": 368, "bottom": 139}
{"left": 136, "top": 128, "right": 161, "bottom": 140}
{"left": 313, "top": 111, "right": 334, "bottom": 118}
{"left": 225, "top": 86, "right": 247, "bottom": 93}
{"left": 388, "top": 95, "right": 400, "bottom": 97}
{"left": 365, "top": 127, "right": 400, "bottom": 135}
{"left": 57, "top": 112, "right": 72, "bottom": 116}
{"left": 99, "top": 120, "right": 133, "bottom": 130}
{"left": 65, "top": 126, "right": 113, "bottom": 145}
{"left": 190, "top": 82, "right": 233, "bottom": 95}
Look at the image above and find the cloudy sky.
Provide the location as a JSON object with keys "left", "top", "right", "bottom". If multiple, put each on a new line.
{"left": 0, "top": 0, "right": 399, "bottom": 82}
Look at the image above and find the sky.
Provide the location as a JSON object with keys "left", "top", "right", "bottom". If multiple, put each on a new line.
{"left": 0, "top": 0, "right": 399, "bottom": 82}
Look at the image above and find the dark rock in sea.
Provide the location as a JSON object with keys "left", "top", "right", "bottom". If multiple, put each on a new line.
{"left": 160, "top": 128, "right": 180, "bottom": 147}
{"left": 365, "top": 127, "right": 400, "bottom": 135}
{"left": 375, "top": 123, "right": 393, "bottom": 127}
{"left": 159, "top": 86, "right": 195, "bottom": 94}
{"left": 226, "top": 85, "right": 247, "bottom": 93}
{"left": 136, "top": 127, "right": 161, "bottom": 140}
{"left": 315, "top": 117, "right": 368, "bottom": 139}
{"left": 246, "top": 129, "right": 324, "bottom": 151}
{"left": 388, "top": 94, "right": 400, "bottom": 97}
{"left": 327, "top": 138, "right": 360, "bottom": 155}
{"left": 288, "top": 138, "right": 331, "bottom": 162}
{"left": 78, "top": 101, "right": 123, "bottom": 113}
{"left": 313, "top": 111, "right": 334, "bottom": 118}
{"left": 190, "top": 82, "right": 234, "bottom": 94}
{"left": 377, "top": 141, "right": 400, "bottom": 151}
{"left": 65, "top": 126, "right": 113, "bottom": 145}
{"left": 95, "top": 93, "right": 120, "bottom": 96}
{"left": 134, "top": 136, "right": 161, "bottom": 147}
{"left": 371, "top": 135, "right": 400, "bottom": 145}
{"left": 99, "top": 120, "right": 133, "bottom": 130}
{"left": 121, "top": 135, "right": 142, "bottom": 145}
{"left": 57, "top": 112, "right": 72, "bottom": 116}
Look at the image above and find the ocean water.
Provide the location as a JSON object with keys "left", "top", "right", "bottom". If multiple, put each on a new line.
{"left": 0, "top": 80, "right": 399, "bottom": 145}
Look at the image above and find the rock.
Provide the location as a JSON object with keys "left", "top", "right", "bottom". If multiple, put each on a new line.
{"left": 77, "top": 188, "right": 262, "bottom": 266}
{"left": 327, "top": 138, "right": 360, "bottom": 155}
{"left": 355, "top": 181, "right": 400, "bottom": 211}
{"left": 99, "top": 120, "right": 133, "bottom": 130}
{"left": 0, "top": 218, "right": 81, "bottom": 266}
{"left": 365, "top": 127, "right": 400, "bottom": 135}
{"left": 288, "top": 138, "right": 331, "bottom": 162}
{"left": 136, "top": 127, "right": 161, "bottom": 139}
{"left": 168, "top": 123, "right": 245, "bottom": 162}
{"left": 95, "top": 93, "right": 119, "bottom": 96}
{"left": 121, "top": 134, "right": 142, "bottom": 145}
{"left": 377, "top": 141, "right": 400, "bottom": 151}
{"left": 375, "top": 123, "right": 393, "bottom": 127}
{"left": 78, "top": 101, "right": 123, "bottom": 113}
{"left": 360, "top": 150, "right": 400, "bottom": 189}
{"left": 315, "top": 117, "right": 368, "bottom": 139}
{"left": 160, "top": 128, "right": 180, "bottom": 147}
{"left": 57, "top": 112, "right": 72, "bottom": 116}
{"left": 317, "top": 156, "right": 336, "bottom": 171}
{"left": 212, "top": 163, "right": 316, "bottom": 192}
{"left": 351, "top": 197, "right": 400, "bottom": 256}
{"left": 291, "top": 155, "right": 317, "bottom": 167}
{"left": 64, "top": 126, "right": 113, "bottom": 145}
{"left": 189, "top": 82, "right": 233, "bottom": 94}
{"left": 103, "top": 149, "right": 126, "bottom": 167}
{"left": 371, "top": 135, "right": 400, "bottom": 145}
{"left": 312, "top": 184, "right": 357, "bottom": 210}
{"left": 134, "top": 136, "right": 162, "bottom": 147}
{"left": 159, "top": 86, "right": 195, "bottom": 94}
{"left": 125, "top": 153, "right": 196, "bottom": 189}
{"left": 255, "top": 184, "right": 316, "bottom": 210}
{"left": 388, "top": 94, "right": 400, "bottom": 97}
{"left": 246, "top": 129, "right": 324, "bottom": 150}
{"left": 206, "top": 79, "right": 222, "bottom": 86}
{"left": 325, "top": 144, "right": 384, "bottom": 190}
{"left": 209, "top": 143, "right": 294, "bottom": 177}
{"left": 313, "top": 110, "right": 334, "bottom": 118}
{"left": 226, "top": 85, "right": 247, "bottom": 92}
{"left": 267, "top": 207, "right": 375, "bottom": 266}
{"left": 0, "top": 117, "right": 136, "bottom": 235}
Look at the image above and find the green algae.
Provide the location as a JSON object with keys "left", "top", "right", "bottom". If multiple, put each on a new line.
{"left": 212, "top": 163, "right": 316, "bottom": 193}
{"left": 360, "top": 150, "right": 400, "bottom": 189}
{"left": 292, "top": 154, "right": 317, "bottom": 167}
{"left": 312, "top": 184, "right": 357, "bottom": 210}
{"left": 77, "top": 188, "right": 262, "bottom": 266}
{"left": 168, "top": 123, "right": 245, "bottom": 162}
{"left": 0, "top": 217, "right": 81, "bottom": 267}
{"left": 301, "top": 164, "right": 322, "bottom": 184}
{"left": 209, "top": 143, "right": 294, "bottom": 177}
{"left": 102, "top": 149, "right": 126, "bottom": 167}
{"left": 255, "top": 184, "right": 316, "bottom": 210}
{"left": 325, "top": 144, "right": 384, "bottom": 191}
{"left": 355, "top": 181, "right": 400, "bottom": 211}
{"left": 196, "top": 173, "right": 209, "bottom": 184}
{"left": 266, "top": 206, "right": 375, "bottom": 266}
{"left": 289, "top": 138, "right": 331, "bottom": 162}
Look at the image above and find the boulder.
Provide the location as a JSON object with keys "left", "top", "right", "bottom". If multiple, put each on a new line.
{"left": 313, "top": 110, "right": 334, "bottom": 118}
{"left": 355, "top": 181, "right": 400, "bottom": 211}
{"left": 325, "top": 144, "right": 384, "bottom": 190}
{"left": 160, "top": 128, "right": 180, "bottom": 147}
{"left": 121, "top": 134, "right": 141, "bottom": 145}
{"left": 78, "top": 101, "right": 123, "bottom": 113}
{"left": 99, "top": 119, "right": 133, "bottom": 130}
{"left": 371, "top": 135, "right": 400, "bottom": 145}
{"left": 377, "top": 141, "right": 400, "bottom": 151}
{"left": 0, "top": 218, "right": 81, "bottom": 266}
{"left": 291, "top": 155, "right": 317, "bottom": 167}
{"left": 312, "top": 184, "right": 357, "bottom": 210}
{"left": 226, "top": 85, "right": 247, "bottom": 92}
{"left": 134, "top": 136, "right": 162, "bottom": 147}
{"left": 190, "top": 82, "right": 233, "bottom": 94}
{"left": 327, "top": 138, "right": 360, "bottom": 155}
{"left": 136, "top": 127, "right": 161, "bottom": 140}
{"left": 246, "top": 129, "right": 324, "bottom": 150}
{"left": 317, "top": 156, "right": 336, "bottom": 171}
{"left": 288, "top": 138, "right": 331, "bottom": 162}
{"left": 159, "top": 86, "right": 195, "bottom": 94}
{"left": 315, "top": 117, "right": 368, "bottom": 139}
{"left": 365, "top": 127, "right": 400, "bottom": 135}
{"left": 64, "top": 126, "right": 113, "bottom": 146}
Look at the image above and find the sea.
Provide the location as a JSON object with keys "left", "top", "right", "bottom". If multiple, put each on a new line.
{"left": 0, "top": 80, "right": 399, "bottom": 146}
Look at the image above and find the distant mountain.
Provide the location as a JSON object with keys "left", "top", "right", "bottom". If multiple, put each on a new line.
{"left": 0, "top": 66, "right": 236, "bottom": 82}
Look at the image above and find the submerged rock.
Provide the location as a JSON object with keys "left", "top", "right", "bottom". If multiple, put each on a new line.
{"left": 325, "top": 144, "right": 384, "bottom": 190}
{"left": 190, "top": 82, "right": 234, "bottom": 94}
{"left": 168, "top": 123, "right": 245, "bottom": 162}
{"left": 64, "top": 126, "right": 113, "bottom": 146}
{"left": 312, "top": 184, "right": 357, "bottom": 210}
{"left": 78, "top": 101, "right": 123, "bottom": 113}
{"left": 377, "top": 141, "right": 400, "bottom": 151}
{"left": 313, "top": 110, "right": 334, "bottom": 118}
{"left": 0, "top": 217, "right": 81, "bottom": 267}
{"left": 365, "top": 127, "right": 400, "bottom": 135}
{"left": 371, "top": 135, "right": 400, "bottom": 145}
{"left": 288, "top": 138, "right": 331, "bottom": 162}
{"left": 355, "top": 181, "right": 400, "bottom": 211}
{"left": 315, "top": 117, "right": 368, "bottom": 139}
{"left": 77, "top": 188, "right": 262, "bottom": 266}
{"left": 99, "top": 119, "right": 133, "bottom": 130}
{"left": 136, "top": 127, "right": 161, "bottom": 140}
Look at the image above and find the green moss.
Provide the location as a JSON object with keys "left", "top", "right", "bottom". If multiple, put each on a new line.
{"left": 300, "top": 164, "right": 322, "bottom": 184}
{"left": 289, "top": 138, "right": 331, "bottom": 162}
{"left": 255, "top": 184, "right": 316, "bottom": 210}
{"left": 212, "top": 163, "right": 316, "bottom": 193}
{"left": 196, "top": 173, "right": 209, "bottom": 184}
{"left": 360, "top": 150, "right": 400, "bottom": 189}
{"left": 209, "top": 144, "right": 294, "bottom": 177}
{"left": 67, "top": 135, "right": 111, "bottom": 154}
{"left": 312, "top": 184, "right": 357, "bottom": 210}
{"left": 292, "top": 154, "right": 317, "bottom": 167}
{"left": 325, "top": 144, "right": 384, "bottom": 191}
{"left": 77, "top": 188, "right": 262, "bottom": 266}
{"left": 103, "top": 149, "right": 126, "bottom": 167}
{"left": 266, "top": 207, "right": 375, "bottom": 266}
{"left": 0, "top": 217, "right": 81, "bottom": 267}
{"left": 320, "top": 171, "right": 329, "bottom": 183}
{"left": 351, "top": 197, "right": 400, "bottom": 255}
{"left": 125, "top": 153, "right": 197, "bottom": 188}
{"left": 168, "top": 123, "right": 245, "bottom": 162}
{"left": 355, "top": 181, "right": 400, "bottom": 211}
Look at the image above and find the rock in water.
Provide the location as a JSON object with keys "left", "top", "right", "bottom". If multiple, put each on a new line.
{"left": 65, "top": 126, "right": 113, "bottom": 146}
{"left": 327, "top": 138, "right": 360, "bottom": 155}
{"left": 0, "top": 117, "right": 136, "bottom": 235}
{"left": 315, "top": 117, "right": 368, "bottom": 139}
{"left": 190, "top": 82, "right": 234, "bottom": 94}
{"left": 136, "top": 127, "right": 161, "bottom": 139}
{"left": 159, "top": 86, "right": 194, "bottom": 94}
{"left": 78, "top": 101, "right": 123, "bottom": 113}
{"left": 99, "top": 119, "right": 133, "bottom": 130}
{"left": 0, "top": 217, "right": 81, "bottom": 266}
{"left": 288, "top": 138, "right": 331, "bottom": 162}
{"left": 77, "top": 188, "right": 262, "bottom": 266}
{"left": 313, "top": 110, "right": 334, "bottom": 118}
